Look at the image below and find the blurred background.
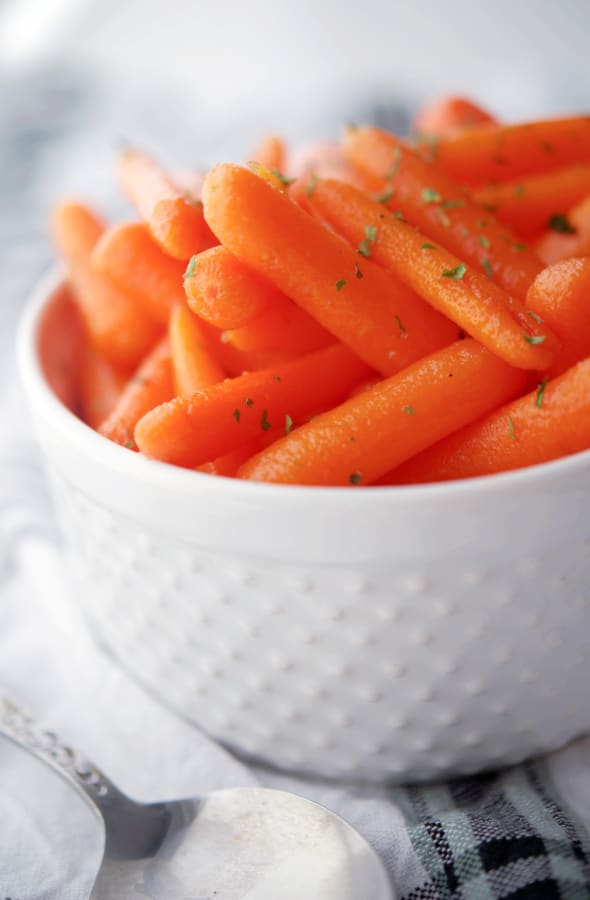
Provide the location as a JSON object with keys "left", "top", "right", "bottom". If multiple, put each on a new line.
{"left": 0, "top": 0, "right": 589, "bottom": 549}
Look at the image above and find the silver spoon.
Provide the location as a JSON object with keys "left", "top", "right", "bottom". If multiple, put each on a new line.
{"left": 0, "top": 698, "right": 394, "bottom": 900}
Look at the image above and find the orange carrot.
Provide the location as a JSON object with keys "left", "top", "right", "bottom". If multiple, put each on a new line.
{"left": 169, "top": 304, "right": 226, "bottom": 394}
{"left": 344, "top": 127, "right": 544, "bottom": 298}
{"left": 79, "top": 348, "right": 127, "bottom": 429}
{"left": 238, "top": 339, "right": 528, "bottom": 486}
{"left": 535, "top": 193, "right": 590, "bottom": 265}
{"left": 387, "top": 358, "right": 590, "bottom": 484}
{"left": 222, "top": 296, "right": 334, "bottom": 353}
{"left": 412, "top": 96, "right": 496, "bottom": 136}
{"left": 433, "top": 116, "right": 590, "bottom": 186}
{"left": 526, "top": 259, "right": 590, "bottom": 376}
{"left": 197, "top": 443, "right": 260, "bottom": 477}
{"left": 202, "top": 163, "right": 458, "bottom": 375}
{"left": 472, "top": 165, "right": 590, "bottom": 239}
{"left": 184, "top": 246, "right": 283, "bottom": 329}
{"left": 118, "top": 148, "right": 217, "bottom": 260}
{"left": 99, "top": 338, "right": 175, "bottom": 447}
{"left": 39, "top": 284, "right": 86, "bottom": 415}
{"left": 135, "top": 344, "right": 373, "bottom": 467}
{"left": 295, "top": 176, "right": 558, "bottom": 370}
{"left": 92, "top": 223, "right": 186, "bottom": 325}
{"left": 347, "top": 376, "right": 382, "bottom": 399}
{"left": 52, "top": 202, "right": 161, "bottom": 370}
{"left": 249, "top": 134, "right": 285, "bottom": 172}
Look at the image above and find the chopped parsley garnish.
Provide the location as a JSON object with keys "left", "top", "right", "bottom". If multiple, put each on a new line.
{"left": 395, "top": 314, "right": 407, "bottom": 336}
{"left": 233, "top": 408, "right": 241, "bottom": 424}
{"left": 261, "top": 409, "right": 271, "bottom": 431}
{"left": 441, "top": 263, "right": 466, "bottom": 280}
{"left": 183, "top": 255, "right": 198, "bottom": 279}
{"left": 349, "top": 471, "right": 362, "bottom": 485}
{"left": 272, "top": 374, "right": 281, "bottom": 381}
{"left": 385, "top": 146, "right": 402, "bottom": 179}
{"left": 547, "top": 213, "right": 577, "bottom": 234}
{"left": 124, "top": 439, "right": 136, "bottom": 450}
{"left": 477, "top": 220, "right": 489, "bottom": 228}
{"left": 358, "top": 240, "right": 371, "bottom": 258}
{"left": 421, "top": 187, "right": 442, "bottom": 204}
{"left": 358, "top": 225, "right": 377, "bottom": 258}
{"left": 245, "top": 397, "right": 254, "bottom": 407}
{"left": 336, "top": 279, "right": 347, "bottom": 292}
{"left": 305, "top": 173, "right": 318, "bottom": 197}
{"left": 482, "top": 258, "right": 493, "bottom": 278}
{"left": 437, "top": 208, "right": 451, "bottom": 228}
{"left": 512, "top": 242, "right": 528, "bottom": 252}
{"left": 527, "top": 310, "right": 543, "bottom": 324}
{"left": 354, "top": 261, "right": 363, "bottom": 279}
{"left": 523, "top": 334, "right": 546, "bottom": 345}
{"left": 421, "top": 242, "right": 437, "bottom": 250}
{"left": 508, "top": 415, "right": 516, "bottom": 440}
{"left": 270, "top": 169, "right": 295, "bottom": 186}
{"left": 284, "top": 414, "right": 293, "bottom": 434}
{"left": 392, "top": 209, "right": 407, "bottom": 221}
{"left": 403, "top": 406, "right": 415, "bottom": 415}
{"left": 441, "top": 199, "right": 465, "bottom": 210}
{"left": 513, "top": 184, "right": 526, "bottom": 197}
{"left": 536, "top": 377, "right": 548, "bottom": 408}
{"left": 480, "top": 203, "right": 498, "bottom": 213}
{"left": 375, "top": 185, "right": 394, "bottom": 203}
{"left": 478, "top": 235, "right": 491, "bottom": 249}
{"left": 542, "top": 140, "right": 554, "bottom": 153}
{"left": 365, "top": 224, "right": 377, "bottom": 243}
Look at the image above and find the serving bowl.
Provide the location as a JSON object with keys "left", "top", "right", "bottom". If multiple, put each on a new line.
{"left": 18, "top": 272, "right": 590, "bottom": 782}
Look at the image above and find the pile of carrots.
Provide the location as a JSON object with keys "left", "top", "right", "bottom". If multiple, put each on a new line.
{"left": 51, "top": 96, "right": 590, "bottom": 486}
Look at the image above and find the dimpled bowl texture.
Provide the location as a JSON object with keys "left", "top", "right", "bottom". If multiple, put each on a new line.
{"left": 18, "top": 273, "right": 590, "bottom": 783}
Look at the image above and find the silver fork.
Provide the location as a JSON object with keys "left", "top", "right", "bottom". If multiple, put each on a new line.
{"left": 0, "top": 697, "right": 395, "bottom": 899}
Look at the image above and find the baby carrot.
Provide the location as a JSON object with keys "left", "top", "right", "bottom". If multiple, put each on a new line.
{"left": 99, "top": 338, "right": 175, "bottom": 448}
{"left": 388, "top": 358, "right": 590, "bottom": 484}
{"left": 169, "top": 304, "right": 226, "bottom": 395}
{"left": 202, "top": 163, "right": 458, "bottom": 375}
{"left": 249, "top": 134, "right": 285, "bottom": 172}
{"left": 412, "top": 96, "right": 496, "bottom": 136}
{"left": 472, "top": 165, "right": 590, "bottom": 239}
{"left": 433, "top": 116, "right": 590, "bottom": 186}
{"left": 184, "top": 246, "right": 284, "bottom": 329}
{"left": 238, "top": 339, "right": 528, "bottom": 486}
{"left": 343, "top": 127, "right": 544, "bottom": 298}
{"left": 197, "top": 444, "right": 260, "bottom": 477}
{"left": 295, "top": 176, "right": 558, "bottom": 370}
{"left": 79, "top": 348, "right": 127, "bottom": 429}
{"left": 118, "top": 148, "right": 217, "bottom": 260}
{"left": 527, "top": 259, "right": 590, "bottom": 376}
{"left": 134, "top": 344, "right": 373, "bottom": 467}
{"left": 92, "top": 223, "right": 186, "bottom": 325}
{"left": 222, "top": 296, "right": 333, "bottom": 353}
{"left": 52, "top": 202, "right": 161, "bottom": 370}
{"left": 535, "top": 193, "right": 590, "bottom": 265}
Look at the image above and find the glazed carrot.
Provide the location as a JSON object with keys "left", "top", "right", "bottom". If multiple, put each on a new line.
{"left": 472, "top": 165, "right": 590, "bottom": 239}
{"left": 92, "top": 223, "right": 186, "bottom": 325}
{"left": 526, "top": 259, "right": 590, "bottom": 376}
{"left": 184, "top": 246, "right": 283, "bottom": 329}
{"left": 535, "top": 193, "right": 590, "bottom": 265}
{"left": 118, "top": 148, "right": 217, "bottom": 260}
{"left": 433, "top": 116, "right": 590, "bottom": 186}
{"left": 343, "top": 127, "right": 544, "bottom": 298}
{"left": 79, "top": 348, "right": 127, "bottom": 429}
{"left": 202, "top": 163, "right": 458, "bottom": 375}
{"left": 249, "top": 134, "right": 285, "bottom": 172}
{"left": 169, "top": 304, "right": 226, "bottom": 395}
{"left": 135, "top": 344, "right": 373, "bottom": 467}
{"left": 295, "top": 176, "right": 558, "bottom": 370}
{"left": 238, "top": 340, "right": 528, "bottom": 486}
{"left": 222, "top": 296, "right": 333, "bottom": 353}
{"left": 52, "top": 202, "right": 161, "bottom": 370}
{"left": 347, "top": 376, "right": 382, "bottom": 399}
{"left": 39, "top": 285, "right": 86, "bottom": 415}
{"left": 99, "top": 338, "right": 175, "bottom": 447}
{"left": 412, "top": 96, "right": 496, "bottom": 136}
{"left": 388, "top": 358, "right": 590, "bottom": 484}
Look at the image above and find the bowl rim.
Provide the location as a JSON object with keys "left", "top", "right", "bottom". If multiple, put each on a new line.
{"left": 18, "top": 267, "right": 590, "bottom": 506}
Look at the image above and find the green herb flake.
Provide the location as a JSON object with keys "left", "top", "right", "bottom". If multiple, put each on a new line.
{"left": 512, "top": 242, "right": 528, "bottom": 252}
{"left": 482, "top": 258, "right": 493, "bottom": 278}
{"left": 478, "top": 234, "right": 491, "bottom": 249}
{"left": 536, "top": 376, "right": 548, "bottom": 408}
{"left": 336, "top": 278, "right": 347, "bottom": 292}
{"left": 477, "top": 220, "right": 489, "bottom": 229}
{"left": 542, "top": 140, "right": 554, "bottom": 154}
{"left": 523, "top": 334, "right": 546, "bottom": 345}
{"left": 437, "top": 208, "right": 451, "bottom": 228}
{"left": 442, "top": 199, "right": 465, "bottom": 210}
{"left": 421, "top": 187, "right": 442, "bottom": 204}
{"left": 354, "top": 261, "right": 364, "bottom": 279}
{"left": 385, "top": 146, "right": 402, "bottom": 180}
{"left": 547, "top": 213, "right": 577, "bottom": 234}
{"left": 394, "top": 314, "right": 407, "bottom": 337}
{"left": 270, "top": 169, "right": 295, "bottom": 186}
{"left": 305, "top": 172, "right": 318, "bottom": 197}
{"left": 357, "top": 239, "right": 372, "bottom": 258}
{"left": 508, "top": 415, "right": 516, "bottom": 440}
{"left": 244, "top": 397, "right": 254, "bottom": 407}
{"left": 403, "top": 406, "right": 415, "bottom": 415}
{"left": 421, "top": 242, "right": 437, "bottom": 250}
{"left": 480, "top": 203, "right": 498, "bottom": 213}
{"left": 527, "top": 310, "right": 543, "bottom": 324}
{"left": 261, "top": 409, "right": 271, "bottom": 431}
{"left": 183, "top": 255, "right": 198, "bottom": 279}
{"left": 375, "top": 185, "right": 394, "bottom": 203}
{"left": 284, "top": 414, "right": 293, "bottom": 434}
{"left": 365, "top": 224, "right": 378, "bottom": 243}
{"left": 124, "top": 439, "right": 136, "bottom": 450}
{"left": 392, "top": 209, "right": 407, "bottom": 221}
{"left": 513, "top": 184, "right": 526, "bottom": 198}
{"left": 349, "top": 471, "right": 362, "bottom": 485}
{"left": 233, "top": 408, "right": 241, "bottom": 424}
{"left": 272, "top": 375, "right": 281, "bottom": 381}
{"left": 441, "top": 263, "right": 466, "bottom": 280}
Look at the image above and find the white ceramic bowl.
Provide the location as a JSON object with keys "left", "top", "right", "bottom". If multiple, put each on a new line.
{"left": 18, "top": 272, "right": 590, "bottom": 782}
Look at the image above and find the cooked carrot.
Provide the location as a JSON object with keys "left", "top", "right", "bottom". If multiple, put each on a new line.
{"left": 387, "top": 358, "right": 590, "bottom": 484}
{"left": 249, "top": 134, "right": 285, "bottom": 172}
{"left": 52, "top": 202, "right": 161, "bottom": 370}
{"left": 433, "top": 116, "right": 590, "bottom": 186}
{"left": 39, "top": 284, "right": 86, "bottom": 415}
{"left": 343, "top": 127, "right": 544, "bottom": 298}
{"left": 535, "top": 193, "right": 590, "bottom": 265}
{"left": 99, "top": 338, "right": 175, "bottom": 447}
{"left": 135, "top": 343, "right": 373, "bottom": 467}
{"left": 169, "top": 304, "right": 226, "bottom": 395}
{"left": 238, "top": 339, "right": 528, "bottom": 486}
{"left": 412, "top": 96, "right": 496, "bottom": 136}
{"left": 222, "top": 296, "right": 333, "bottom": 353}
{"left": 295, "top": 176, "right": 558, "bottom": 370}
{"left": 526, "top": 259, "right": 590, "bottom": 376}
{"left": 184, "top": 246, "right": 283, "bottom": 329}
{"left": 202, "top": 163, "right": 458, "bottom": 375}
{"left": 472, "top": 165, "right": 590, "bottom": 239}
{"left": 79, "top": 348, "right": 127, "bottom": 429}
{"left": 92, "top": 223, "right": 186, "bottom": 325}
{"left": 118, "top": 148, "right": 217, "bottom": 260}
{"left": 347, "top": 376, "right": 382, "bottom": 399}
